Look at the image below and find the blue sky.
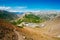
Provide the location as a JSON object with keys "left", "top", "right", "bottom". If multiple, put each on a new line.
{"left": 0, "top": 0, "right": 60, "bottom": 12}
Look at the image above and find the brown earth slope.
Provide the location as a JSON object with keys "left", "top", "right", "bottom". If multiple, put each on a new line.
{"left": 16, "top": 16, "right": 60, "bottom": 40}
{"left": 16, "top": 27, "right": 60, "bottom": 40}
{"left": 0, "top": 17, "right": 60, "bottom": 40}
{"left": 42, "top": 16, "right": 60, "bottom": 37}
{"left": 0, "top": 19, "right": 24, "bottom": 40}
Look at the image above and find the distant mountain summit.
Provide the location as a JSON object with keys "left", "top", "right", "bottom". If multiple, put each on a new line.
{"left": 0, "top": 10, "right": 18, "bottom": 21}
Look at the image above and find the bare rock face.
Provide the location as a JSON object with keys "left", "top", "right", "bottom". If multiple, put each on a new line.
{"left": 0, "top": 19, "right": 18, "bottom": 40}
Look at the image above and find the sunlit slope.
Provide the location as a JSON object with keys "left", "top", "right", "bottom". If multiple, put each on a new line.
{"left": 16, "top": 27, "right": 60, "bottom": 40}
{"left": 0, "top": 16, "right": 60, "bottom": 40}
{"left": 42, "top": 16, "right": 60, "bottom": 37}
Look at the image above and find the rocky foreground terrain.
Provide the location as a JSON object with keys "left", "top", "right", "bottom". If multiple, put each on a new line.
{"left": 0, "top": 19, "right": 18, "bottom": 40}
{"left": 0, "top": 16, "right": 60, "bottom": 40}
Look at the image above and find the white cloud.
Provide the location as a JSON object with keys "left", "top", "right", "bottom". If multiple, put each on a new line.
{"left": 16, "top": 6, "right": 27, "bottom": 9}
{"left": 8, "top": 10, "right": 40, "bottom": 12}
{"left": 0, "top": 6, "right": 11, "bottom": 10}
{"left": 0, "top": 6, "right": 40, "bottom": 12}
{"left": 0, "top": 6, "right": 28, "bottom": 12}
{"left": 0, "top": 6, "right": 60, "bottom": 12}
